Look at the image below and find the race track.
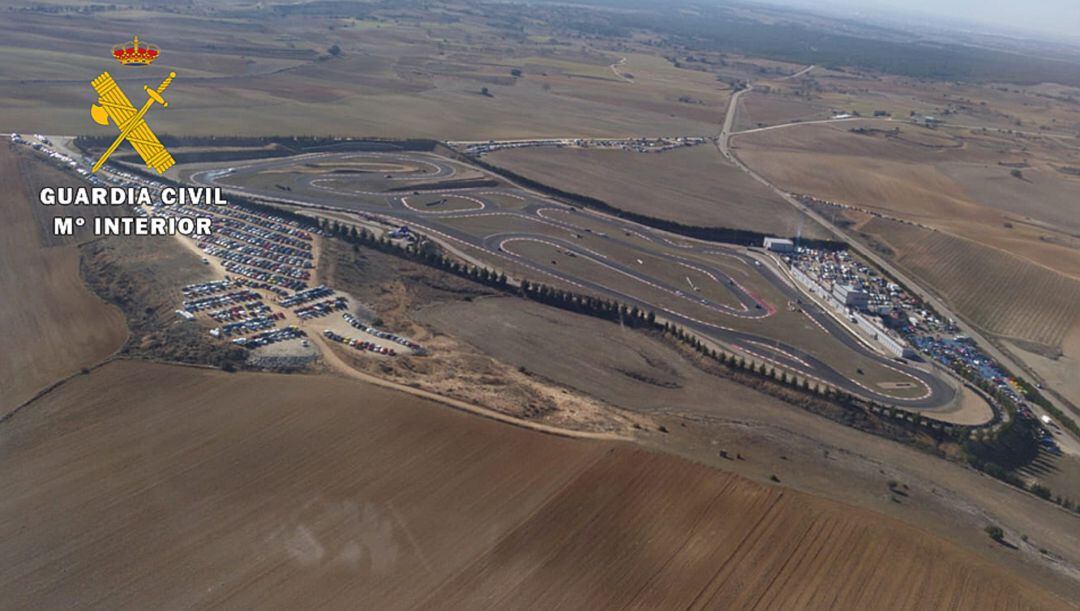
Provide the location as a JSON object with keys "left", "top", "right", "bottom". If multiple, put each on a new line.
{"left": 188, "top": 151, "right": 957, "bottom": 410}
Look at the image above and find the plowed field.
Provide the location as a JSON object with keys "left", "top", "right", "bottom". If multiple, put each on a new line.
{"left": 0, "top": 146, "right": 126, "bottom": 413}
{"left": 0, "top": 361, "right": 1066, "bottom": 609}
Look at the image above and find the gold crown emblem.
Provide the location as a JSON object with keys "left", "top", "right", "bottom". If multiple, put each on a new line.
{"left": 111, "top": 35, "right": 160, "bottom": 66}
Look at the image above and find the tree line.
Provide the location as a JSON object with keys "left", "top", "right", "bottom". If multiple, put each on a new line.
{"left": 322, "top": 215, "right": 1080, "bottom": 512}
{"left": 64, "top": 138, "right": 1061, "bottom": 509}
{"left": 74, "top": 135, "right": 438, "bottom": 156}
{"left": 324, "top": 216, "right": 963, "bottom": 439}
{"left": 458, "top": 151, "right": 846, "bottom": 251}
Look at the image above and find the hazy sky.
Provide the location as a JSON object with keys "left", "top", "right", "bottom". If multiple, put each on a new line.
{"left": 761, "top": 0, "right": 1080, "bottom": 40}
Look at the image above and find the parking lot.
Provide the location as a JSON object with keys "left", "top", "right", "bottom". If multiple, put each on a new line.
{"left": 789, "top": 246, "right": 1057, "bottom": 448}
{"left": 147, "top": 191, "right": 428, "bottom": 360}
{"left": 17, "top": 135, "right": 430, "bottom": 364}
{"left": 155, "top": 203, "right": 315, "bottom": 292}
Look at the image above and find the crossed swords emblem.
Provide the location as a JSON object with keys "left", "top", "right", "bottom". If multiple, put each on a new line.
{"left": 90, "top": 71, "right": 177, "bottom": 174}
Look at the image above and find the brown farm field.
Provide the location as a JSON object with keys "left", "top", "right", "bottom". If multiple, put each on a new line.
{"left": 0, "top": 9, "right": 730, "bottom": 139}
{"left": 732, "top": 121, "right": 1080, "bottom": 399}
{"left": 863, "top": 218, "right": 1080, "bottom": 352}
{"left": 746, "top": 65, "right": 1080, "bottom": 136}
{"left": 0, "top": 146, "right": 126, "bottom": 414}
{"left": 487, "top": 144, "right": 831, "bottom": 239}
{"left": 5, "top": 2, "right": 1080, "bottom": 603}
{"left": 414, "top": 295, "right": 1080, "bottom": 598}
{"left": 733, "top": 121, "right": 1080, "bottom": 277}
{"left": 0, "top": 360, "right": 1071, "bottom": 609}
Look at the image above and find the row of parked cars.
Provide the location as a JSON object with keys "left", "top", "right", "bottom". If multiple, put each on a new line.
{"left": 221, "top": 260, "right": 308, "bottom": 291}
{"left": 204, "top": 244, "right": 311, "bottom": 282}
{"left": 183, "top": 289, "right": 261, "bottom": 313}
{"left": 211, "top": 312, "right": 284, "bottom": 337}
{"left": 205, "top": 223, "right": 314, "bottom": 261}
{"left": 182, "top": 280, "right": 232, "bottom": 298}
{"left": 295, "top": 297, "right": 349, "bottom": 320}
{"left": 215, "top": 207, "right": 315, "bottom": 242}
{"left": 232, "top": 326, "right": 305, "bottom": 348}
{"left": 343, "top": 312, "right": 426, "bottom": 354}
{"left": 323, "top": 330, "right": 397, "bottom": 356}
{"left": 232, "top": 277, "right": 290, "bottom": 299}
{"left": 208, "top": 300, "right": 271, "bottom": 323}
{"left": 214, "top": 216, "right": 313, "bottom": 252}
{"left": 280, "top": 284, "right": 335, "bottom": 308}
{"left": 199, "top": 233, "right": 313, "bottom": 269}
{"left": 154, "top": 206, "right": 314, "bottom": 289}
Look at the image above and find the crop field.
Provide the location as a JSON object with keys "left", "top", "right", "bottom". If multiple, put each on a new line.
{"left": 487, "top": 145, "right": 831, "bottom": 239}
{"left": 429, "top": 450, "right": 1058, "bottom": 609}
{"left": 733, "top": 119, "right": 1080, "bottom": 395}
{"left": 939, "top": 162, "right": 1080, "bottom": 237}
{"left": 0, "top": 147, "right": 126, "bottom": 413}
{"left": 0, "top": 360, "right": 1066, "bottom": 609}
{"left": 863, "top": 218, "right": 1080, "bottom": 352}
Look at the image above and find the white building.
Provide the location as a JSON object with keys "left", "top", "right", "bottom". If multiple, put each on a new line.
{"left": 763, "top": 237, "right": 794, "bottom": 253}
{"left": 832, "top": 284, "right": 869, "bottom": 310}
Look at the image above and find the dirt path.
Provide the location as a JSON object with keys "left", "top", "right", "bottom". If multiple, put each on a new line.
{"left": 777, "top": 64, "right": 815, "bottom": 81}
{"left": 309, "top": 330, "right": 630, "bottom": 442}
{"left": 610, "top": 56, "right": 634, "bottom": 84}
{"left": 170, "top": 226, "right": 627, "bottom": 441}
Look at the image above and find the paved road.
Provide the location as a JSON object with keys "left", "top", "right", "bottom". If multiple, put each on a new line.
{"left": 719, "top": 82, "right": 1080, "bottom": 452}
{"left": 188, "top": 151, "right": 959, "bottom": 411}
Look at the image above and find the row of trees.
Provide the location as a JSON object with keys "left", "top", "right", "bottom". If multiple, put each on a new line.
{"left": 58, "top": 135, "right": 1060, "bottom": 500}
{"left": 332, "top": 216, "right": 1076, "bottom": 514}
{"left": 324, "top": 219, "right": 510, "bottom": 291}
{"left": 321, "top": 216, "right": 913, "bottom": 429}
{"left": 520, "top": 280, "right": 656, "bottom": 328}
{"left": 316, "top": 213, "right": 1075, "bottom": 509}
{"left": 73, "top": 135, "right": 438, "bottom": 157}
{"left": 459, "top": 152, "right": 846, "bottom": 251}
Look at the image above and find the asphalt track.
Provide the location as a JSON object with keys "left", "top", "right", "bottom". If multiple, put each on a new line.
{"left": 189, "top": 151, "right": 957, "bottom": 410}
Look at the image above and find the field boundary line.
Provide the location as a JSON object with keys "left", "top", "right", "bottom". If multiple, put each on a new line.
{"left": 1, "top": 355, "right": 121, "bottom": 426}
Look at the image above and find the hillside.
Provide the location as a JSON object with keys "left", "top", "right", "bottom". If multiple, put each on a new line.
{"left": 0, "top": 361, "right": 1068, "bottom": 609}
{"left": 0, "top": 145, "right": 126, "bottom": 413}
